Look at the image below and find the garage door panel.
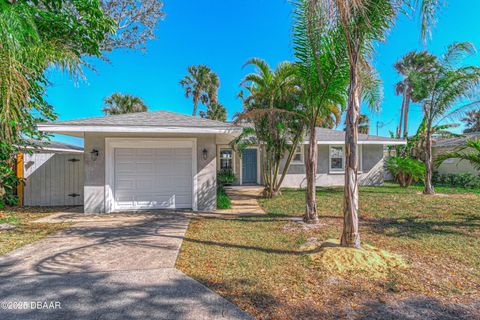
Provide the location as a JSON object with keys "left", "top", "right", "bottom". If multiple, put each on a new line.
{"left": 115, "top": 179, "right": 135, "bottom": 190}
{"left": 114, "top": 147, "right": 193, "bottom": 210}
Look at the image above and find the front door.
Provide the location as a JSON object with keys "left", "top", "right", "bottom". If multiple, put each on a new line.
{"left": 242, "top": 149, "right": 257, "bottom": 184}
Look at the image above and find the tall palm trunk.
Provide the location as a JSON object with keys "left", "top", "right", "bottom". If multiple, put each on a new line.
{"left": 192, "top": 96, "right": 199, "bottom": 116}
{"left": 423, "top": 128, "right": 435, "bottom": 194}
{"left": 341, "top": 62, "right": 361, "bottom": 249}
{"left": 397, "top": 88, "right": 406, "bottom": 138}
{"left": 304, "top": 124, "right": 318, "bottom": 223}
{"left": 403, "top": 87, "right": 411, "bottom": 138}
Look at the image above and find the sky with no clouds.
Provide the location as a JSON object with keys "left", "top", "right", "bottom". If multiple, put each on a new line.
{"left": 46, "top": 0, "right": 480, "bottom": 146}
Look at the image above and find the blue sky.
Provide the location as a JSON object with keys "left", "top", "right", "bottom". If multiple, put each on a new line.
{"left": 46, "top": 0, "right": 480, "bottom": 146}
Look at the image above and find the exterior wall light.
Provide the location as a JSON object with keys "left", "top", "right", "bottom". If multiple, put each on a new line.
{"left": 202, "top": 148, "right": 208, "bottom": 160}
{"left": 90, "top": 149, "right": 99, "bottom": 161}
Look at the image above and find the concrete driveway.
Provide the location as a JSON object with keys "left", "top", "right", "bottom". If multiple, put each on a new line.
{"left": 0, "top": 212, "right": 252, "bottom": 320}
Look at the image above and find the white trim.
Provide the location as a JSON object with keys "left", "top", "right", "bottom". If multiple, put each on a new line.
{"left": 38, "top": 124, "right": 242, "bottom": 135}
{"left": 291, "top": 145, "right": 304, "bottom": 164}
{"left": 239, "top": 147, "right": 261, "bottom": 185}
{"left": 24, "top": 146, "right": 84, "bottom": 154}
{"left": 301, "top": 140, "right": 406, "bottom": 145}
{"left": 105, "top": 137, "right": 197, "bottom": 213}
{"left": 217, "top": 145, "right": 236, "bottom": 173}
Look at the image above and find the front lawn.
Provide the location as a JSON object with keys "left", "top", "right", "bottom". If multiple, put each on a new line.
{"left": 0, "top": 207, "right": 72, "bottom": 256}
{"left": 176, "top": 184, "right": 480, "bottom": 319}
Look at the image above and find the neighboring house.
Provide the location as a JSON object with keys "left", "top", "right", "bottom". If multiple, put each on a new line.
{"left": 38, "top": 110, "right": 404, "bottom": 213}
{"left": 17, "top": 140, "right": 84, "bottom": 206}
{"left": 433, "top": 132, "right": 480, "bottom": 176}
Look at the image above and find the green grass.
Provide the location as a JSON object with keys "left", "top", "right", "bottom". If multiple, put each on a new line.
{"left": 0, "top": 207, "right": 72, "bottom": 256}
{"left": 177, "top": 184, "right": 480, "bottom": 319}
{"left": 217, "top": 186, "right": 232, "bottom": 209}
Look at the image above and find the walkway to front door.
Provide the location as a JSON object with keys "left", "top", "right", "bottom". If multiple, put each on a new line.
{"left": 242, "top": 149, "right": 257, "bottom": 184}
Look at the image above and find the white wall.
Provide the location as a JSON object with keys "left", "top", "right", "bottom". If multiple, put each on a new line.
{"left": 434, "top": 147, "right": 479, "bottom": 175}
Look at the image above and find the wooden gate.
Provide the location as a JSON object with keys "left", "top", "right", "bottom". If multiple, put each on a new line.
{"left": 23, "top": 153, "right": 84, "bottom": 206}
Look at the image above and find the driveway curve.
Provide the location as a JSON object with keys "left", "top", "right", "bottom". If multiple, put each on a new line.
{"left": 0, "top": 212, "right": 252, "bottom": 320}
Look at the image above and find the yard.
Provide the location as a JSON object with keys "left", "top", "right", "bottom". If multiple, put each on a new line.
{"left": 0, "top": 207, "right": 72, "bottom": 256}
{"left": 176, "top": 184, "right": 480, "bottom": 319}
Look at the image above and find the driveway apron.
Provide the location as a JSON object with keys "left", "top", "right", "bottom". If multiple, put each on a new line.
{"left": 0, "top": 212, "right": 252, "bottom": 320}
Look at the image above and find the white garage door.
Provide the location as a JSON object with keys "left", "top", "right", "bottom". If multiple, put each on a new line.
{"left": 113, "top": 147, "right": 193, "bottom": 210}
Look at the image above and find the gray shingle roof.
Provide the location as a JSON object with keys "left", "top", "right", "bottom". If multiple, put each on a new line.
{"left": 433, "top": 132, "right": 480, "bottom": 148}
{"left": 25, "top": 139, "right": 83, "bottom": 152}
{"left": 314, "top": 127, "right": 402, "bottom": 143}
{"left": 44, "top": 110, "right": 235, "bottom": 128}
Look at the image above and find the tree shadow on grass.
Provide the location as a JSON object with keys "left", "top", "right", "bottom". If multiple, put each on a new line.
{"left": 363, "top": 214, "right": 480, "bottom": 239}
{"left": 356, "top": 296, "right": 479, "bottom": 320}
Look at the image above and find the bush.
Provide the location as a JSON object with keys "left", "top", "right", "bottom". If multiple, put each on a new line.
{"left": 217, "top": 169, "right": 235, "bottom": 186}
{"left": 432, "top": 172, "right": 480, "bottom": 189}
{"left": 0, "top": 162, "right": 19, "bottom": 209}
{"left": 217, "top": 185, "right": 231, "bottom": 209}
{"left": 386, "top": 156, "right": 425, "bottom": 187}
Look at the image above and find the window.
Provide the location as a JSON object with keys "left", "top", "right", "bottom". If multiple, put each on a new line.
{"left": 220, "top": 149, "right": 233, "bottom": 170}
{"left": 330, "top": 146, "right": 344, "bottom": 171}
{"left": 329, "top": 145, "right": 363, "bottom": 172}
{"left": 292, "top": 145, "right": 304, "bottom": 164}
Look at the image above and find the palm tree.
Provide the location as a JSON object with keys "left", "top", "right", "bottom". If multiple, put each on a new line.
{"left": 435, "top": 139, "right": 480, "bottom": 172}
{"left": 292, "top": 0, "right": 352, "bottom": 223}
{"left": 102, "top": 93, "right": 148, "bottom": 115}
{"left": 394, "top": 51, "right": 436, "bottom": 138}
{"left": 407, "top": 115, "right": 458, "bottom": 161}
{"left": 344, "top": 114, "right": 370, "bottom": 134}
{"left": 358, "top": 114, "right": 370, "bottom": 134}
{"left": 311, "top": 0, "right": 443, "bottom": 248}
{"left": 462, "top": 110, "right": 480, "bottom": 133}
{"left": 235, "top": 58, "right": 302, "bottom": 198}
{"left": 199, "top": 102, "right": 227, "bottom": 122}
{"left": 415, "top": 42, "right": 480, "bottom": 194}
{"left": 179, "top": 65, "right": 220, "bottom": 116}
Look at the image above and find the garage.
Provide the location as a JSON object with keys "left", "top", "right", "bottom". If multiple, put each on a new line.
{"left": 105, "top": 138, "right": 197, "bottom": 212}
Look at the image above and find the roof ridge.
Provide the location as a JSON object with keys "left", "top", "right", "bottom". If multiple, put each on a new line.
{"left": 41, "top": 109, "right": 233, "bottom": 127}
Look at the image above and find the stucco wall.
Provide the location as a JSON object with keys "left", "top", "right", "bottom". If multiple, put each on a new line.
{"left": 434, "top": 147, "right": 479, "bottom": 175}
{"left": 83, "top": 133, "right": 217, "bottom": 213}
{"left": 280, "top": 144, "right": 385, "bottom": 188}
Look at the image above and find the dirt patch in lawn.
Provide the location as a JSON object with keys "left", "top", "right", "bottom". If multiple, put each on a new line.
{"left": 177, "top": 185, "right": 480, "bottom": 319}
{"left": 304, "top": 238, "right": 407, "bottom": 278}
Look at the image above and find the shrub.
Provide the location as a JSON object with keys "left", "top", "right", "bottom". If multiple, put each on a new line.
{"left": 0, "top": 162, "right": 19, "bottom": 209}
{"left": 217, "top": 169, "right": 235, "bottom": 186}
{"left": 217, "top": 185, "right": 231, "bottom": 209}
{"left": 386, "top": 156, "right": 425, "bottom": 187}
{"left": 432, "top": 172, "right": 480, "bottom": 189}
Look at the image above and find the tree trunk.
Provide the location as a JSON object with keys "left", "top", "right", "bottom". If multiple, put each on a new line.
{"left": 192, "top": 100, "right": 198, "bottom": 117}
{"left": 341, "top": 62, "right": 361, "bottom": 249}
{"left": 423, "top": 130, "right": 435, "bottom": 195}
{"left": 304, "top": 125, "right": 319, "bottom": 224}
{"left": 398, "top": 89, "right": 406, "bottom": 139}
{"left": 403, "top": 88, "right": 411, "bottom": 138}
{"left": 274, "top": 134, "right": 302, "bottom": 196}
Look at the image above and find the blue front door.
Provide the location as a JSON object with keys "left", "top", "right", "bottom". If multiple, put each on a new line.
{"left": 242, "top": 149, "right": 257, "bottom": 184}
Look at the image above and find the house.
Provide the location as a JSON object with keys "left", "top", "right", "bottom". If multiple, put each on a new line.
{"left": 37, "top": 110, "right": 404, "bottom": 213}
{"left": 433, "top": 132, "right": 480, "bottom": 175}
{"left": 17, "top": 140, "right": 84, "bottom": 207}
{"left": 220, "top": 127, "right": 405, "bottom": 187}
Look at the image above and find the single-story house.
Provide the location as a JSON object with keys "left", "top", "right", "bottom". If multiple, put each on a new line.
{"left": 17, "top": 140, "right": 84, "bottom": 207}
{"left": 433, "top": 132, "right": 480, "bottom": 176}
{"left": 37, "top": 110, "right": 404, "bottom": 213}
